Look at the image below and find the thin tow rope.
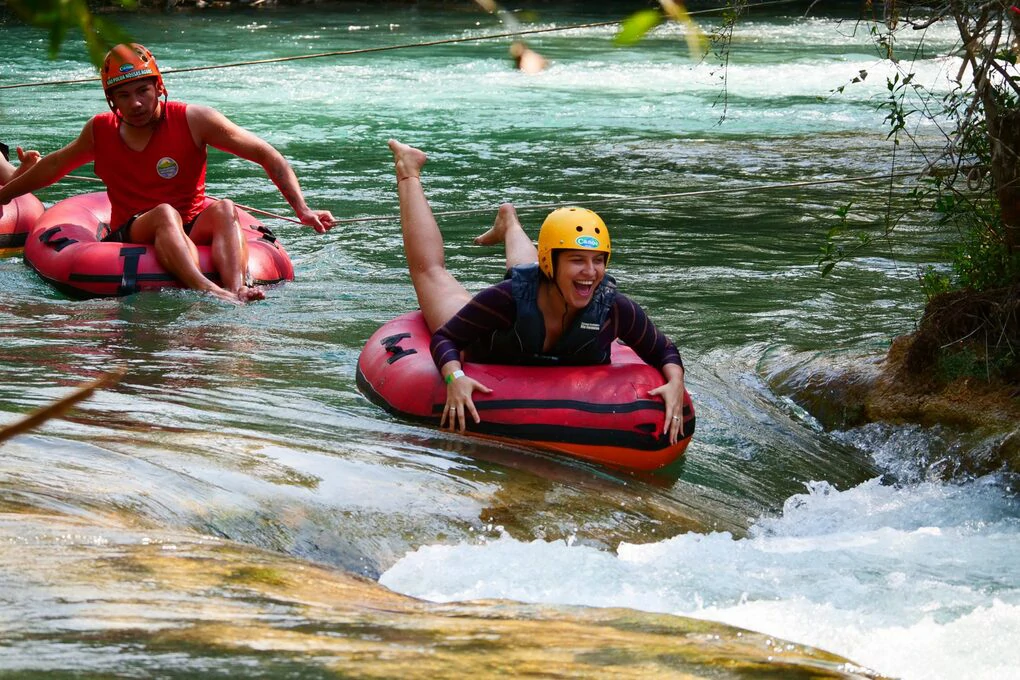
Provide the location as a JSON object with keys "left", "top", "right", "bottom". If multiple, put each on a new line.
{"left": 0, "top": 0, "right": 802, "bottom": 91}
{"left": 62, "top": 174, "right": 303, "bottom": 224}
{"left": 63, "top": 169, "right": 918, "bottom": 225}
{"left": 334, "top": 170, "right": 919, "bottom": 225}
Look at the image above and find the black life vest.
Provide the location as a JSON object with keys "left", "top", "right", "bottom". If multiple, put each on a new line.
{"left": 466, "top": 263, "right": 617, "bottom": 366}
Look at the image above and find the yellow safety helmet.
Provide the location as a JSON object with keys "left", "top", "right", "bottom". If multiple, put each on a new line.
{"left": 537, "top": 206, "right": 611, "bottom": 279}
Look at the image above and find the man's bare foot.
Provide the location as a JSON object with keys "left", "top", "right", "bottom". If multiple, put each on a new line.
{"left": 204, "top": 287, "right": 245, "bottom": 305}
{"left": 237, "top": 285, "right": 266, "bottom": 302}
{"left": 199, "top": 281, "right": 262, "bottom": 305}
{"left": 388, "top": 139, "right": 427, "bottom": 183}
{"left": 474, "top": 203, "right": 522, "bottom": 245}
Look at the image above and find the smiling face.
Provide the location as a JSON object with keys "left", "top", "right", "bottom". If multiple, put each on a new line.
{"left": 553, "top": 249, "right": 607, "bottom": 309}
{"left": 109, "top": 79, "right": 161, "bottom": 127}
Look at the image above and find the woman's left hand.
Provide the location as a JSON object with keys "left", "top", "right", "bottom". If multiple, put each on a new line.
{"left": 648, "top": 364, "right": 686, "bottom": 445}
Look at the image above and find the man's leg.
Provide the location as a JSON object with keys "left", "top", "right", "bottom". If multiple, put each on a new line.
{"left": 188, "top": 199, "right": 264, "bottom": 302}
{"left": 127, "top": 204, "right": 251, "bottom": 304}
{"left": 389, "top": 139, "right": 471, "bottom": 333}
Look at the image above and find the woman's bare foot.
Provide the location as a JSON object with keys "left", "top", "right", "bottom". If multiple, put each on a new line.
{"left": 388, "top": 139, "right": 427, "bottom": 183}
{"left": 474, "top": 203, "right": 522, "bottom": 245}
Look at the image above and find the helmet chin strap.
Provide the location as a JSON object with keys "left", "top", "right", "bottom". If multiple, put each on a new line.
{"left": 539, "top": 276, "right": 571, "bottom": 342}
{"left": 543, "top": 259, "right": 599, "bottom": 339}
{"left": 546, "top": 263, "right": 573, "bottom": 329}
{"left": 555, "top": 278, "right": 571, "bottom": 308}
{"left": 556, "top": 282, "right": 571, "bottom": 330}
{"left": 549, "top": 251, "right": 569, "bottom": 308}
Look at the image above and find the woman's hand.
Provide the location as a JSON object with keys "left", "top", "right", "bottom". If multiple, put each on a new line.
{"left": 440, "top": 364, "right": 492, "bottom": 432}
{"left": 648, "top": 363, "right": 686, "bottom": 445}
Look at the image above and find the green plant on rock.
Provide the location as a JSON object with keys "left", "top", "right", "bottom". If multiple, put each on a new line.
{"left": 817, "top": 3, "right": 1020, "bottom": 388}
{"left": 821, "top": 2, "right": 1020, "bottom": 301}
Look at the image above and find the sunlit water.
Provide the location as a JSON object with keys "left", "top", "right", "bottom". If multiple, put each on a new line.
{"left": 1, "top": 4, "right": 1017, "bottom": 678}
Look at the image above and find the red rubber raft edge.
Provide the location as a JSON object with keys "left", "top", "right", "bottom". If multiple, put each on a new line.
{"left": 23, "top": 191, "right": 294, "bottom": 298}
{"left": 356, "top": 310, "right": 695, "bottom": 471}
{"left": 0, "top": 192, "right": 45, "bottom": 255}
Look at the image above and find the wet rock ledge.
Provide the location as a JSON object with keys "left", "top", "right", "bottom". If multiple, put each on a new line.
{"left": 0, "top": 512, "right": 889, "bottom": 679}
{"left": 765, "top": 285, "right": 1020, "bottom": 479}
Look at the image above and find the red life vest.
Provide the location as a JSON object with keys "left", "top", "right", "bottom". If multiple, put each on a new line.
{"left": 92, "top": 100, "right": 207, "bottom": 230}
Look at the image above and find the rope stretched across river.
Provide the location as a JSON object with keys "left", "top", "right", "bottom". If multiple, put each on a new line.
{"left": 330, "top": 171, "right": 919, "bottom": 225}
{"left": 15, "top": 0, "right": 895, "bottom": 223}
{"left": 61, "top": 170, "right": 918, "bottom": 225}
{"left": 0, "top": 0, "right": 803, "bottom": 91}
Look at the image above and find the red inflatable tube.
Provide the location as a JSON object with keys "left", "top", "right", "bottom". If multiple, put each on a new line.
{"left": 356, "top": 311, "right": 695, "bottom": 471}
{"left": 0, "top": 191, "right": 45, "bottom": 256}
{"left": 24, "top": 192, "right": 294, "bottom": 298}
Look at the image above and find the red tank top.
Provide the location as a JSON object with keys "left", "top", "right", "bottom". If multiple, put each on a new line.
{"left": 92, "top": 101, "right": 207, "bottom": 230}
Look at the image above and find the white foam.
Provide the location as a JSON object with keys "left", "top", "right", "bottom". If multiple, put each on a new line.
{"left": 381, "top": 477, "right": 1020, "bottom": 680}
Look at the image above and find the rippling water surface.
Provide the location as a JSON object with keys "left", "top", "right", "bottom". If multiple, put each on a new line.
{"left": 2, "top": 4, "right": 1018, "bottom": 678}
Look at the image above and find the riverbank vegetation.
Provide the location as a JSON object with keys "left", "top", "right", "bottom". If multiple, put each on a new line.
{"left": 813, "top": 2, "right": 1020, "bottom": 462}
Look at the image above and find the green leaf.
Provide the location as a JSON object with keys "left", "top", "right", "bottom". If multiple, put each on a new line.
{"left": 10, "top": 0, "right": 135, "bottom": 66}
{"left": 614, "top": 10, "right": 663, "bottom": 46}
{"left": 47, "top": 22, "right": 66, "bottom": 61}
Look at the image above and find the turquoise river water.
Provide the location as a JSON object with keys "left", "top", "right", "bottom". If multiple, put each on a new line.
{"left": 1, "top": 3, "right": 1018, "bottom": 678}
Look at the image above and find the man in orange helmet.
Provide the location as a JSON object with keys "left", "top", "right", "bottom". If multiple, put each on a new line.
{"left": 0, "top": 43, "right": 335, "bottom": 303}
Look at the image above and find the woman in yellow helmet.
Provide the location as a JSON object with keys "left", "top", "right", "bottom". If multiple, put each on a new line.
{"left": 388, "top": 139, "right": 687, "bottom": 443}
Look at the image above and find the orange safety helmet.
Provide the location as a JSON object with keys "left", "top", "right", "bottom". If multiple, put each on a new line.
{"left": 101, "top": 43, "right": 166, "bottom": 111}
{"left": 537, "top": 206, "right": 611, "bottom": 279}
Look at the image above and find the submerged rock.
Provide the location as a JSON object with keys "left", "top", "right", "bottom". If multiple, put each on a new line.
{"left": 762, "top": 328, "right": 1020, "bottom": 479}
{"left": 0, "top": 512, "right": 886, "bottom": 678}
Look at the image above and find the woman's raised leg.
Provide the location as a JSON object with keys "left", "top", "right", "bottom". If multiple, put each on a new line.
{"left": 389, "top": 139, "right": 472, "bottom": 332}
{"left": 474, "top": 203, "right": 538, "bottom": 270}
